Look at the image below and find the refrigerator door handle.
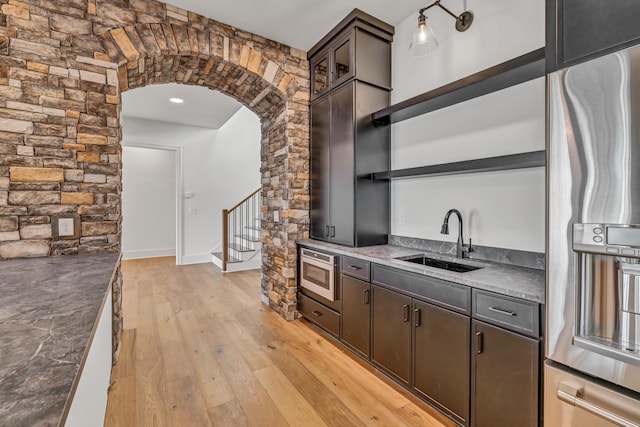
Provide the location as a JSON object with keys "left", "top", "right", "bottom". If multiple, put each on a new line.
{"left": 557, "top": 381, "right": 640, "bottom": 427}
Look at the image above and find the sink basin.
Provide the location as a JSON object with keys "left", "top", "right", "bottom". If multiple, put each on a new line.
{"left": 397, "top": 255, "right": 482, "bottom": 273}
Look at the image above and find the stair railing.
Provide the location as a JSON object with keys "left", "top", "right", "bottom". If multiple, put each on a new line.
{"left": 222, "top": 188, "right": 261, "bottom": 272}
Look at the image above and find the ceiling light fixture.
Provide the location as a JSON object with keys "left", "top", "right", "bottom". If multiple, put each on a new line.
{"left": 410, "top": 0, "right": 474, "bottom": 56}
{"left": 169, "top": 97, "right": 184, "bottom": 104}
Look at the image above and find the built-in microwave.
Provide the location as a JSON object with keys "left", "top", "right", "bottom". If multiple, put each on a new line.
{"left": 299, "top": 248, "right": 337, "bottom": 301}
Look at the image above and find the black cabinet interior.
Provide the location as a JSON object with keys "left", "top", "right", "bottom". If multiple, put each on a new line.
{"left": 472, "top": 320, "right": 539, "bottom": 427}
{"left": 547, "top": 0, "right": 640, "bottom": 71}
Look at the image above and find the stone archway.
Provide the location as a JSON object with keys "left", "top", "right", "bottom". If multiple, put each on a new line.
{"left": 95, "top": 23, "right": 309, "bottom": 322}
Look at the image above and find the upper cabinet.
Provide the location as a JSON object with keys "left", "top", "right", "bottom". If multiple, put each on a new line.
{"left": 309, "top": 9, "right": 393, "bottom": 100}
{"left": 547, "top": 0, "right": 640, "bottom": 71}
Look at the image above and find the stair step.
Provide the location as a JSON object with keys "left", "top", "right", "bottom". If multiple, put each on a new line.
{"left": 234, "top": 233, "right": 261, "bottom": 242}
{"left": 211, "top": 252, "right": 241, "bottom": 263}
{"left": 229, "top": 243, "right": 255, "bottom": 252}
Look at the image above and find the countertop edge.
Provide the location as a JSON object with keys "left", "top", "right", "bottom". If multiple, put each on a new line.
{"left": 58, "top": 252, "right": 121, "bottom": 427}
{"left": 297, "top": 239, "right": 545, "bottom": 304}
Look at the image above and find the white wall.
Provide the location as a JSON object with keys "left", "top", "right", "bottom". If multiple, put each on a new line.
{"left": 390, "top": 0, "right": 546, "bottom": 252}
{"left": 122, "top": 146, "right": 176, "bottom": 259}
{"left": 210, "top": 106, "right": 262, "bottom": 242}
{"left": 121, "top": 106, "right": 260, "bottom": 264}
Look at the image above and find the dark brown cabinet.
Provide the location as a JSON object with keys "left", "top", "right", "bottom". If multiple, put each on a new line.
{"left": 547, "top": 0, "right": 640, "bottom": 71}
{"left": 471, "top": 320, "right": 539, "bottom": 427}
{"left": 309, "top": 80, "right": 391, "bottom": 246}
{"left": 310, "top": 32, "right": 354, "bottom": 100}
{"left": 340, "top": 274, "right": 370, "bottom": 358}
{"left": 371, "top": 284, "right": 412, "bottom": 385}
{"left": 308, "top": 9, "right": 393, "bottom": 247}
{"left": 299, "top": 248, "right": 543, "bottom": 427}
{"left": 414, "top": 300, "right": 470, "bottom": 426}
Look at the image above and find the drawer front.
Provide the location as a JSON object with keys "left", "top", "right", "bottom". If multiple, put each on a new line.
{"left": 473, "top": 290, "right": 539, "bottom": 338}
{"left": 341, "top": 256, "right": 370, "bottom": 282}
{"left": 298, "top": 292, "right": 340, "bottom": 337}
{"left": 371, "top": 264, "right": 470, "bottom": 314}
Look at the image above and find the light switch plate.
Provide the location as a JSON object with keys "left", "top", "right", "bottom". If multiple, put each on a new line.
{"left": 53, "top": 215, "right": 80, "bottom": 240}
{"left": 58, "top": 218, "right": 74, "bottom": 236}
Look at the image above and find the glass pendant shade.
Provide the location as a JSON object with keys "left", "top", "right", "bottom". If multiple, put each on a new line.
{"left": 409, "top": 15, "right": 439, "bottom": 56}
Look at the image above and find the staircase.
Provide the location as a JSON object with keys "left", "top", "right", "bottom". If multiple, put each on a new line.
{"left": 212, "top": 188, "right": 262, "bottom": 272}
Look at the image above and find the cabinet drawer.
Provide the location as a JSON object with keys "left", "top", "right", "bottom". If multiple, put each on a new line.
{"left": 298, "top": 292, "right": 340, "bottom": 337}
{"left": 473, "top": 290, "right": 539, "bottom": 338}
{"left": 341, "top": 256, "right": 370, "bottom": 281}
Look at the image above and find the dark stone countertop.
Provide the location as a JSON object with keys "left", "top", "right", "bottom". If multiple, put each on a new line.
{"left": 298, "top": 240, "right": 545, "bottom": 304}
{"left": 0, "top": 253, "right": 120, "bottom": 427}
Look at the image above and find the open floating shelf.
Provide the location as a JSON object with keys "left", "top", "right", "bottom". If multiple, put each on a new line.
{"left": 371, "top": 48, "right": 546, "bottom": 125}
{"left": 367, "top": 151, "right": 545, "bottom": 180}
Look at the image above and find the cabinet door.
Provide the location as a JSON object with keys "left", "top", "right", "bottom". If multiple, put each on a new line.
{"left": 331, "top": 33, "right": 354, "bottom": 89}
{"left": 328, "top": 83, "right": 355, "bottom": 246}
{"left": 310, "top": 96, "right": 331, "bottom": 240}
{"left": 548, "top": 0, "right": 640, "bottom": 70}
{"left": 472, "top": 320, "right": 539, "bottom": 427}
{"left": 310, "top": 51, "right": 330, "bottom": 100}
{"left": 340, "top": 274, "right": 370, "bottom": 358}
{"left": 414, "top": 301, "right": 470, "bottom": 426}
{"left": 371, "top": 285, "right": 411, "bottom": 385}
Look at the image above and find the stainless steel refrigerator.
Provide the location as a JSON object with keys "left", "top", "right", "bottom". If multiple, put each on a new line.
{"left": 547, "top": 43, "right": 640, "bottom": 425}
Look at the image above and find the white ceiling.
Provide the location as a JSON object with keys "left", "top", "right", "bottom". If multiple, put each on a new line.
{"left": 122, "top": 1, "right": 424, "bottom": 130}
{"left": 164, "top": 0, "right": 425, "bottom": 51}
{"left": 121, "top": 83, "right": 243, "bottom": 129}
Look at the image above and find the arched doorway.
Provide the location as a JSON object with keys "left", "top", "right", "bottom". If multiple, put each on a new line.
{"left": 95, "top": 23, "right": 309, "bottom": 323}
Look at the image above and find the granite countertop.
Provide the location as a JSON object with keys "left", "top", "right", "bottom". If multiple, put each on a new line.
{"left": 298, "top": 239, "right": 545, "bottom": 304}
{"left": 0, "top": 253, "right": 120, "bottom": 427}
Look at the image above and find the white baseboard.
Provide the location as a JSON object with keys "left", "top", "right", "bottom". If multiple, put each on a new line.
{"left": 261, "top": 293, "right": 269, "bottom": 306}
{"left": 181, "top": 253, "right": 215, "bottom": 265}
{"left": 122, "top": 248, "right": 175, "bottom": 260}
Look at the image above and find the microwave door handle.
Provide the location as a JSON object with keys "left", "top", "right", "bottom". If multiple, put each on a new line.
{"left": 557, "top": 382, "right": 640, "bottom": 427}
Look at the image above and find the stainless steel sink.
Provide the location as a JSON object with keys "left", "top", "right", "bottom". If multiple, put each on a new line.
{"left": 396, "top": 255, "right": 482, "bottom": 273}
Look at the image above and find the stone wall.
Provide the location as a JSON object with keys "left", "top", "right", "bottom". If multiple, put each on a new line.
{"left": 0, "top": 0, "right": 310, "bottom": 326}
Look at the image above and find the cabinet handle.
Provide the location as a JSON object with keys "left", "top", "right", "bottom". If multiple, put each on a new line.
{"left": 312, "top": 310, "right": 322, "bottom": 317}
{"left": 363, "top": 289, "right": 369, "bottom": 305}
{"left": 348, "top": 265, "right": 362, "bottom": 270}
{"left": 330, "top": 226, "right": 335, "bottom": 237}
{"left": 488, "top": 306, "right": 517, "bottom": 317}
{"left": 414, "top": 308, "right": 421, "bottom": 327}
{"left": 403, "top": 304, "right": 410, "bottom": 322}
{"left": 476, "top": 332, "right": 483, "bottom": 354}
{"left": 325, "top": 226, "right": 330, "bottom": 237}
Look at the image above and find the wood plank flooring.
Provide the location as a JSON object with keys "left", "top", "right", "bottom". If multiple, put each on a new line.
{"left": 104, "top": 257, "right": 454, "bottom": 427}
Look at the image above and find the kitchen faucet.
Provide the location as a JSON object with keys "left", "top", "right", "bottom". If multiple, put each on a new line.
{"left": 441, "top": 209, "right": 473, "bottom": 258}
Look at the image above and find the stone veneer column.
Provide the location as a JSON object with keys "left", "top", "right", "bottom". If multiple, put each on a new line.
{"left": 0, "top": 0, "right": 310, "bottom": 342}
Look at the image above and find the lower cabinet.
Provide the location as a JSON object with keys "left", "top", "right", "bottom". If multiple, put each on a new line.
{"left": 340, "top": 274, "right": 371, "bottom": 358}
{"left": 414, "top": 300, "right": 470, "bottom": 426}
{"left": 371, "top": 285, "right": 412, "bottom": 386}
{"left": 300, "top": 247, "right": 541, "bottom": 427}
{"left": 471, "top": 320, "right": 539, "bottom": 427}
{"left": 370, "top": 285, "right": 471, "bottom": 425}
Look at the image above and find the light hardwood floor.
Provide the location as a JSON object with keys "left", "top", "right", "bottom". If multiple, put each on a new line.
{"left": 104, "top": 257, "right": 454, "bottom": 427}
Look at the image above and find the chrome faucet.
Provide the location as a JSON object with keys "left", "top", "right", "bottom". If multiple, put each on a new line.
{"left": 441, "top": 209, "right": 473, "bottom": 258}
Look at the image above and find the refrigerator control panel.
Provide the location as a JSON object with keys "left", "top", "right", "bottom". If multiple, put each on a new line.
{"left": 573, "top": 223, "right": 640, "bottom": 257}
